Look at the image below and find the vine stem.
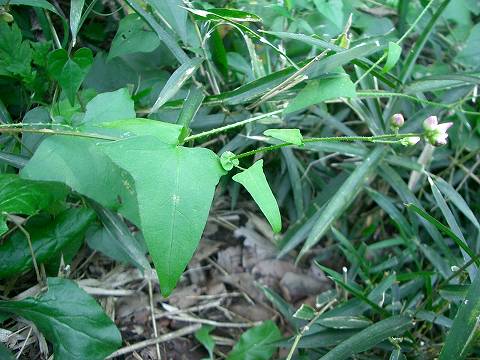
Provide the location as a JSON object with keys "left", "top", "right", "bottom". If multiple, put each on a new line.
{"left": 0, "top": 127, "right": 120, "bottom": 141}
{"left": 183, "top": 109, "right": 283, "bottom": 142}
{"left": 234, "top": 133, "right": 422, "bottom": 159}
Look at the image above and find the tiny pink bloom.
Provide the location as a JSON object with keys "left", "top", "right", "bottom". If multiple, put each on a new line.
{"left": 391, "top": 113, "right": 404, "bottom": 128}
{"left": 435, "top": 133, "right": 449, "bottom": 145}
{"left": 437, "top": 122, "right": 453, "bottom": 133}
{"left": 423, "top": 116, "right": 438, "bottom": 131}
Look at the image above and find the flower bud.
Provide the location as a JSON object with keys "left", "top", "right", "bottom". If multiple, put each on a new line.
{"left": 391, "top": 113, "right": 405, "bottom": 128}
{"left": 400, "top": 136, "right": 420, "bottom": 146}
{"left": 423, "top": 116, "right": 438, "bottom": 131}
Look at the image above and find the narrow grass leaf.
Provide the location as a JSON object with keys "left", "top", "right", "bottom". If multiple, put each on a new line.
{"left": 382, "top": 42, "right": 402, "bottom": 73}
{"left": 319, "top": 315, "right": 413, "bottom": 360}
{"left": 264, "top": 129, "right": 303, "bottom": 145}
{"left": 440, "top": 272, "right": 480, "bottom": 359}
{"left": 299, "top": 147, "right": 384, "bottom": 259}
{"left": 150, "top": 57, "right": 203, "bottom": 113}
{"left": 69, "top": 0, "right": 84, "bottom": 46}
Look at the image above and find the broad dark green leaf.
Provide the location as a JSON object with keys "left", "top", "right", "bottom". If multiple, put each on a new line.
{"left": 232, "top": 160, "right": 281, "bottom": 233}
{"left": 0, "top": 174, "right": 67, "bottom": 234}
{"left": 47, "top": 48, "right": 93, "bottom": 106}
{"left": 440, "top": 272, "right": 480, "bottom": 359}
{"left": 263, "top": 129, "right": 303, "bottom": 146}
{"left": 21, "top": 136, "right": 140, "bottom": 226}
{"left": 299, "top": 147, "right": 384, "bottom": 258}
{"left": 226, "top": 320, "right": 281, "bottom": 360}
{"left": 285, "top": 75, "right": 356, "bottom": 114}
{"left": 0, "top": 208, "right": 95, "bottom": 278}
{"left": 0, "top": 22, "right": 32, "bottom": 78}
{"left": 320, "top": 315, "right": 413, "bottom": 360}
{"left": 0, "top": 277, "right": 122, "bottom": 360}
{"left": 108, "top": 14, "right": 160, "bottom": 61}
{"left": 100, "top": 136, "right": 225, "bottom": 296}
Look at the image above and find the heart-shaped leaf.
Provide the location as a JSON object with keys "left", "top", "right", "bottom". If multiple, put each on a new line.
{"left": 0, "top": 277, "right": 122, "bottom": 360}
{"left": 100, "top": 136, "right": 225, "bottom": 296}
{"left": 47, "top": 48, "right": 93, "bottom": 106}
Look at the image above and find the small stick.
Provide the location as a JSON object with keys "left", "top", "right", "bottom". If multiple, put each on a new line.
{"left": 106, "top": 324, "right": 201, "bottom": 358}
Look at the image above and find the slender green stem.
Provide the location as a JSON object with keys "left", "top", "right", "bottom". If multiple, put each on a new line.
{"left": 0, "top": 127, "right": 119, "bottom": 141}
{"left": 235, "top": 133, "right": 422, "bottom": 159}
{"left": 184, "top": 109, "right": 283, "bottom": 142}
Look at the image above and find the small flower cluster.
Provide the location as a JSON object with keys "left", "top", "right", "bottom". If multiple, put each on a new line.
{"left": 390, "top": 113, "right": 453, "bottom": 146}
{"left": 422, "top": 116, "right": 453, "bottom": 146}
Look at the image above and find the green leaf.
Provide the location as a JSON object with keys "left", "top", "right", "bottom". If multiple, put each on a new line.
{"left": 195, "top": 325, "right": 215, "bottom": 359}
{"left": 285, "top": 75, "right": 356, "bottom": 114}
{"left": 405, "top": 203, "right": 477, "bottom": 264}
{"left": 220, "top": 151, "right": 239, "bottom": 171}
{"left": 87, "top": 201, "right": 149, "bottom": 271}
{"left": 383, "top": 41, "right": 402, "bottom": 73}
{"left": 455, "top": 23, "right": 480, "bottom": 67}
{"left": 177, "top": 86, "right": 204, "bottom": 129}
{"left": 21, "top": 136, "right": 140, "bottom": 226}
{"left": 314, "top": 0, "right": 344, "bottom": 31}
{"left": 440, "top": 272, "right": 480, "bottom": 359}
{"left": 0, "top": 208, "right": 95, "bottom": 278}
{"left": 0, "top": 174, "right": 67, "bottom": 216}
{"left": 0, "top": 22, "right": 32, "bottom": 78}
{"left": 263, "top": 129, "right": 303, "bottom": 146}
{"left": 47, "top": 48, "right": 93, "bottom": 106}
{"left": 100, "top": 136, "right": 225, "bottom": 296}
{"left": 69, "top": 0, "right": 85, "bottom": 46}
{"left": 0, "top": 0, "right": 60, "bottom": 15}
{"left": 0, "top": 343, "right": 14, "bottom": 360}
{"left": 147, "top": 0, "right": 188, "bottom": 43}
{"left": 150, "top": 57, "right": 203, "bottom": 113}
{"left": 316, "top": 316, "right": 372, "bottom": 329}
{"left": 186, "top": 7, "right": 262, "bottom": 22}
{"left": 82, "top": 88, "right": 136, "bottom": 125}
{"left": 299, "top": 147, "right": 384, "bottom": 258}
{"left": 433, "top": 176, "right": 480, "bottom": 230}
{"left": 0, "top": 277, "right": 122, "bottom": 360}
{"left": 91, "top": 119, "right": 183, "bottom": 144}
{"left": 319, "top": 315, "right": 413, "bottom": 360}
{"left": 293, "top": 304, "right": 316, "bottom": 320}
{"left": 232, "top": 160, "right": 281, "bottom": 233}
{"left": 0, "top": 174, "right": 67, "bottom": 234}
{"left": 108, "top": 14, "right": 160, "bottom": 61}
{"left": 226, "top": 320, "right": 281, "bottom": 360}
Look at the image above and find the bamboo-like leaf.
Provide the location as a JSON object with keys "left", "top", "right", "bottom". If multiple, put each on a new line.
{"left": 440, "top": 272, "right": 480, "bottom": 359}
{"left": 320, "top": 315, "right": 413, "bottom": 360}
{"left": 299, "top": 147, "right": 384, "bottom": 258}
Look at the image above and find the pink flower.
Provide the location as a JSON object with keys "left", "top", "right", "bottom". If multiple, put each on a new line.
{"left": 423, "top": 116, "right": 453, "bottom": 146}
{"left": 391, "top": 113, "right": 405, "bottom": 128}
